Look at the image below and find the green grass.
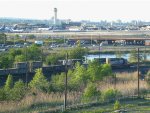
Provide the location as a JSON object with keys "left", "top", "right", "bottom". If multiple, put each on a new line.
{"left": 8, "top": 98, "right": 149, "bottom": 113}
{"left": 60, "top": 98, "right": 150, "bottom": 113}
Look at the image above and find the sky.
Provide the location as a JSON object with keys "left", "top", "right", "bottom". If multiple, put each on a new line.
{"left": 0, "top": 0, "right": 150, "bottom": 22}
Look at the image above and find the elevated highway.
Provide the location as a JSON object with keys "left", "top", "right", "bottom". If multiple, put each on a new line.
{"left": 6, "top": 30, "right": 150, "bottom": 41}
{"left": 7, "top": 31, "right": 150, "bottom": 45}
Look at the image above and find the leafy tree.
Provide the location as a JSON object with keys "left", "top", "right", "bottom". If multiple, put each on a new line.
{"left": 101, "top": 64, "right": 113, "bottom": 77}
{"left": 9, "top": 48, "right": 22, "bottom": 59}
{"left": 26, "top": 44, "right": 42, "bottom": 61}
{"left": 12, "top": 79, "right": 26, "bottom": 100}
{"left": 0, "top": 33, "right": 7, "bottom": 44}
{"left": 68, "top": 46, "right": 88, "bottom": 59}
{"left": 15, "top": 55, "right": 26, "bottom": 62}
{"left": 129, "top": 49, "right": 143, "bottom": 62}
{"left": 0, "top": 48, "right": 23, "bottom": 68}
{"left": 51, "top": 72, "right": 65, "bottom": 92}
{"left": 72, "top": 62, "right": 88, "bottom": 85}
{"left": 115, "top": 50, "right": 124, "bottom": 58}
{"left": 0, "top": 88, "right": 6, "bottom": 101}
{"left": 45, "top": 54, "right": 60, "bottom": 65}
{"left": 29, "top": 68, "right": 49, "bottom": 92}
{"left": 3, "top": 74, "right": 13, "bottom": 100}
{"left": 66, "top": 62, "right": 88, "bottom": 91}
{"left": 0, "top": 54, "right": 13, "bottom": 68}
{"left": 101, "top": 89, "right": 121, "bottom": 101}
{"left": 4, "top": 74, "right": 13, "bottom": 91}
{"left": 82, "top": 82, "right": 100, "bottom": 102}
{"left": 87, "top": 60, "right": 102, "bottom": 82}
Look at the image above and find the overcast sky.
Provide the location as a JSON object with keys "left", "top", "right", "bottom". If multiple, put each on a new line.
{"left": 0, "top": 0, "right": 150, "bottom": 22}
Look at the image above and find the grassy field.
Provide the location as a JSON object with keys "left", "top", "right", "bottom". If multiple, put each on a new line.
{"left": 67, "top": 98, "right": 150, "bottom": 113}
{"left": 0, "top": 72, "right": 149, "bottom": 113}
{"left": 1, "top": 97, "right": 150, "bottom": 113}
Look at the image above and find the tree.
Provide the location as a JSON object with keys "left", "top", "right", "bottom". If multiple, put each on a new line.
{"left": 4, "top": 74, "right": 13, "bottom": 91}
{"left": 0, "top": 88, "right": 5, "bottom": 101}
{"left": 45, "top": 54, "right": 59, "bottom": 65}
{"left": 15, "top": 55, "right": 26, "bottom": 62}
{"left": 51, "top": 72, "right": 66, "bottom": 92}
{"left": 9, "top": 48, "right": 22, "bottom": 59}
{"left": 101, "top": 89, "right": 121, "bottom": 101}
{"left": 115, "top": 50, "right": 124, "bottom": 58}
{"left": 129, "top": 49, "right": 143, "bottom": 63}
{"left": 0, "top": 33, "right": 7, "bottom": 44}
{"left": 0, "top": 54, "right": 13, "bottom": 68}
{"left": 26, "top": 44, "right": 42, "bottom": 61}
{"left": 72, "top": 62, "right": 88, "bottom": 84}
{"left": 29, "top": 68, "right": 49, "bottom": 92}
{"left": 87, "top": 60, "right": 102, "bottom": 82}
{"left": 82, "top": 82, "right": 100, "bottom": 102}
{"left": 68, "top": 46, "right": 88, "bottom": 59}
{"left": 101, "top": 64, "right": 113, "bottom": 77}
{"left": 12, "top": 79, "right": 26, "bottom": 100}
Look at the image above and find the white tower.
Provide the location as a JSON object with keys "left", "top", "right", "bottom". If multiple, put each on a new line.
{"left": 54, "top": 8, "right": 57, "bottom": 25}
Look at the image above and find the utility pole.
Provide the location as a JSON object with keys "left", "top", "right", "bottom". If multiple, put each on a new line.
{"left": 41, "top": 46, "right": 43, "bottom": 65}
{"left": 99, "top": 34, "right": 101, "bottom": 64}
{"left": 64, "top": 35, "right": 65, "bottom": 45}
{"left": 25, "top": 38, "right": 28, "bottom": 87}
{"left": 91, "top": 34, "right": 92, "bottom": 45}
{"left": 64, "top": 52, "right": 68, "bottom": 110}
{"left": 137, "top": 48, "right": 140, "bottom": 97}
{"left": 114, "top": 73, "right": 116, "bottom": 89}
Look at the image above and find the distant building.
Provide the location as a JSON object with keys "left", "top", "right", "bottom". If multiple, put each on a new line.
{"left": 54, "top": 8, "right": 58, "bottom": 25}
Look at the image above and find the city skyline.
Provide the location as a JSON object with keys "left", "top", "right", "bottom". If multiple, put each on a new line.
{"left": 0, "top": 0, "right": 150, "bottom": 22}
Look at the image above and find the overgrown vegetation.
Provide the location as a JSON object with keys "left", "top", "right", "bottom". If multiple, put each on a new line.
{"left": 0, "top": 64, "right": 149, "bottom": 112}
{"left": 0, "top": 37, "right": 150, "bottom": 112}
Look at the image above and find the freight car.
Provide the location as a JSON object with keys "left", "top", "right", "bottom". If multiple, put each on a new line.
{"left": 94, "top": 58, "right": 130, "bottom": 68}
{"left": 0, "top": 61, "right": 66, "bottom": 76}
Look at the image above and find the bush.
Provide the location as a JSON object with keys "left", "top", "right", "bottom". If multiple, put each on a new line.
{"left": 68, "top": 46, "right": 88, "bottom": 59}
{"left": 82, "top": 82, "right": 100, "bottom": 102}
{"left": 11, "top": 79, "right": 26, "bottom": 100}
{"left": 0, "top": 88, "right": 6, "bottom": 101}
{"left": 101, "top": 89, "right": 121, "bottom": 101}
{"left": 114, "top": 100, "right": 121, "bottom": 110}
{"left": 4, "top": 74, "right": 13, "bottom": 91}
{"left": 29, "top": 68, "right": 49, "bottom": 92}
{"left": 15, "top": 55, "right": 26, "bottom": 62}
{"left": 45, "top": 54, "right": 60, "bottom": 65}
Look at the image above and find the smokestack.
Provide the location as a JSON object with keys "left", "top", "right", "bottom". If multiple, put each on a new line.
{"left": 54, "top": 8, "right": 57, "bottom": 25}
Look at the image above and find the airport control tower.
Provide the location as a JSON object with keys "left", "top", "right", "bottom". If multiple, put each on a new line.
{"left": 54, "top": 8, "right": 57, "bottom": 25}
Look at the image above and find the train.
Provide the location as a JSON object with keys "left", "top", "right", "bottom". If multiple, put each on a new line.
{"left": 94, "top": 58, "right": 130, "bottom": 68}
{"left": 0, "top": 61, "right": 65, "bottom": 76}
{"left": 0, "top": 58, "right": 129, "bottom": 76}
